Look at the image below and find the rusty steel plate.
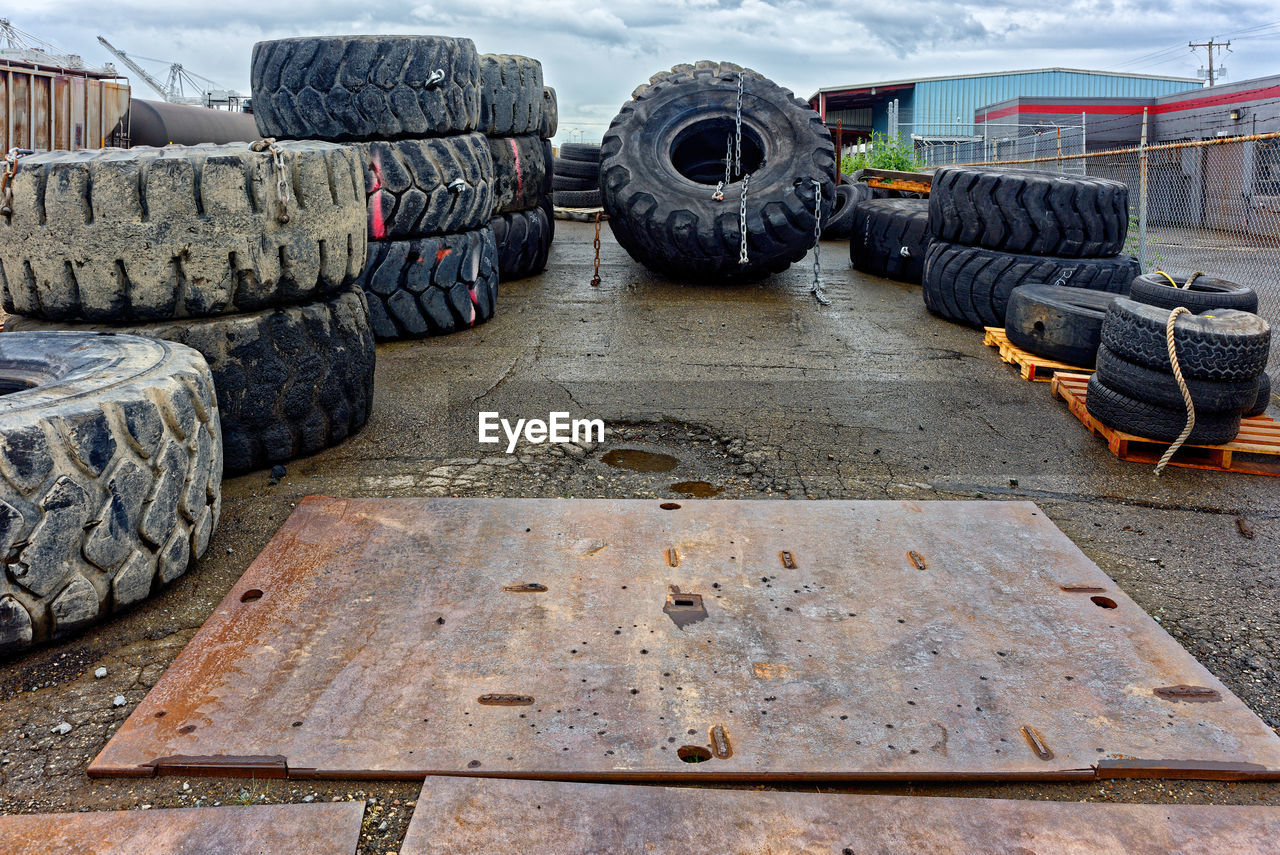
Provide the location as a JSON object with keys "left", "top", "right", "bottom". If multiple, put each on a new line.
{"left": 0, "top": 801, "right": 364, "bottom": 854}
{"left": 400, "top": 777, "right": 1280, "bottom": 854}
{"left": 89, "top": 497, "right": 1280, "bottom": 782}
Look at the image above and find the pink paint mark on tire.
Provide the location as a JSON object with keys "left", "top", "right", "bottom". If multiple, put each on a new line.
{"left": 509, "top": 138, "right": 523, "bottom": 202}
{"left": 367, "top": 156, "right": 387, "bottom": 240}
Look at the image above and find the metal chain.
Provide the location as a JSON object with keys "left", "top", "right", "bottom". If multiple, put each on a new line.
{"left": 590, "top": 211, "right": 603, "bottom": 287}
{"left": 251, "top": 138, "right": 291, "bottom": 223}
{"left": 424, "top": 68, "right": 446, "bottom": 89}
{"left": 1, "top": 148, "right": 34, "bottom": 217}
{"left": 738, "top": 173, "right": 751, "bottom": 266}
{"left": 712, "top": 135, "right": 731, "bottom": 202}
{"left": 809, "top": 180, "right": 831, "bottom": 306}
{"left": 733, "top": 70, "right": 744, "bottom": 179}
{"left": 1156, "top": 306, "right": 1194, "bottom": 474}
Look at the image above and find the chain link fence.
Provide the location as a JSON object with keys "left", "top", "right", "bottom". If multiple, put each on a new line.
{"left": 907, "top": 123, "right": 1088, "bottom": 173}
{"left": 956, "top": 132, "right": 1280, "bottom": 387}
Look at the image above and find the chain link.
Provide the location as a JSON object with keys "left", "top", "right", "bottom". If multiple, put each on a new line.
{"left": 424, "top": 68, "right": 446, "bottom": 88}
{"left": 712, "top": 135, "right": 731, "bottom": 202}
{"left": 1, "top": 148, "right": 34, "bottom": 217}
{"left": 809, "top": 179, "right": 831, "bottom": 306}
{"left": 590, "top": 211, "right": 603, "bottom": 287}
{"left": 251, "top": 138, "right": 292, "bottom": 223}
{"left": 738, "top": 173, "right": 751, "bottom": 266}
{"left": 733, "top": 70, "right": 744, "bottom": 179}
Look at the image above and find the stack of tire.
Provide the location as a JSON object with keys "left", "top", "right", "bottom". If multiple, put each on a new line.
{"left": 848, "top": 192, "right": 931, "bottom": 283}
{"left": 554, "top": 143, "right": 602, "bottom": 210}
{"left": 251, "top": 35, "right": 500, "bottom": 341}
{"left": 1087, "top": 274, "right": 1272, "bottom": 445}
{"left": 1, "top": 142, "right": 374, "bottom": 477}
{"left": 922, "top": 167, "right": 1139, "bottom": 327}
{"left": 481, "top": 55, "right": 555, "bottom": 281}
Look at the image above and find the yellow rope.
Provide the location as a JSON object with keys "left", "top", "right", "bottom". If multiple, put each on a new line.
{"left": 1154, "top": 270, "right": 1178, "bottom": 288}
{"left": 1156, "top": 306, "right": 1194, "bottom": 475}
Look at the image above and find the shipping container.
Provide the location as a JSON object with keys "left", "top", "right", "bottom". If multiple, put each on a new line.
{"left": 1, "top": 59, "right": 130, "bottom": 151}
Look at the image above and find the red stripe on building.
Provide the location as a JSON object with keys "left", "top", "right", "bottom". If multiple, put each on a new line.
{"left": 976, "top": 83, "right": 1280, "bottom": 122}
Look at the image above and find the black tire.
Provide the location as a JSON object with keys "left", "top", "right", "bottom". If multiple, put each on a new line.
{"left": 553, "top": 174, "right": 595, "bottom": 192}
{"left": 358, "top": 134, "right": 495, "bottom": 240}
{"left": 358, "top": 227, "right": 499, "bottom": 340}
{"left": 0, "top": 143, "right": 366, "bottom": 323}
{"left": 1129, "top": 272, "right": 1259, "bottom": 314}
{"left": 601, "top": 60, "right": 835, "bottom": 281}
{"left": 929, "top": 166, "right": 1129, "bottom": 258}
{"left": 1246, "top": 373, "right": 1271, "bottom": 418}
{"left": 488, "top": 135, "right": 548, "bottom": 215}
{"left": 559, "top": 143, "right": 602, "bottom": 163}
{"left": 1095, "top": 344, "right": 1261, "bottom": 414}
{"left": 554, "top": 189, "right": 603, "bottom": 208}
{"left": 541, "top": 87, "right": 558, "bottom": 139}
{"left": 1085, "top": 374, "right": 1241, "bottom": 445}
{"left": 1004, "top": 284, "right": 1121, "bottom": 368}
{"left": 479, "top": 54, "right": 544, "bottom": 137}
{"left": 491, "top": 204, "right": 552, "bottom": 280}
{"left": 251, "top": 35, "right": 481, "bottom": 140}
{"left": 0, "top": 332, "right": 220, "bottom": 656}
{"left": 1100, "top": 298, "right": 1272, "bottom": 382}
{"left": 10, "top": 289, "right": 376, "bottom": 476}
{"left": 555, "top": 157, "right": 600, "bottom": 181}
{"left": 850, "top": 198, "right": 931, "bottom": 284}
{"left": 541, "top": 140, "right": 554, "bottom": 197}
{"left": 819, "top": 184, "right": 859, "bottom": 240}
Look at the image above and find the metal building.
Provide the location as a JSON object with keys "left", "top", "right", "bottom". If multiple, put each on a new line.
{"left": 809, "top": 68, "right": 1201, "bottom": 142}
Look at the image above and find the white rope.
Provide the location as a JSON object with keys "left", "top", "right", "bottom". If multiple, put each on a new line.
{"left": 1156, "top": 306, "right": 1194, "bottom": 474}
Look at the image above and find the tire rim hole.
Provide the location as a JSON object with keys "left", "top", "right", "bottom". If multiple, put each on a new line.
{"left": 670, "top": 118, "right": 765, "bottom": 185}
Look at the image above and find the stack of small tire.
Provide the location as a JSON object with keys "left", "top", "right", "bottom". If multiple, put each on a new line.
{"left": 1086, "top": 274, "right": 1272, "bottom": 443}
{"left": 252, "top": 34, "right": 500, "bottom": 341}
{"left": 922, "top": 167, "right": 1140, "bottom": 327}
{"left": 479, "top": 54, "right": 554, "bottom": 282}
{"left": 848, "top": 192, "right": 932, "bottom": 284}
{"left": 600, "top": 60, "right": 834, "bottom": 281}
{"left": 1, "top": 142, "right": 374, "bottom": 477}
{"left": 0, "top": 331, "right": 222, "bottom": 656}
{"left": 554, "top": 143, "right": 602, "bottom": 210}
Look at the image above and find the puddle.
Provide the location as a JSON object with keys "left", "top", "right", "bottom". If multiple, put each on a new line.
{"left": 601, "top": 448, "right": 679, "bottom": 473}
{"left": 670, "top": 480, "right": 723, "bottom": 497}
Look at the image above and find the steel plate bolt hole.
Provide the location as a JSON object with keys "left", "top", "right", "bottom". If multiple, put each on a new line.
{"left": 1091, "top": 596, "right": 1118, "bottom": 609}
{"left": 241, "top": 589, "right": 264, "bottom": 603}
{"left": 660, "top": 502, "right": 681, "bottom": 510}
{"left": 677, "top": 745, "right": 712, "bottom": 763}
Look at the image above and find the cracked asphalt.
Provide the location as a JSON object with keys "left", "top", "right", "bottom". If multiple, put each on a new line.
{"left": 2, "top": 221, "right": 1277, "bottom": 850}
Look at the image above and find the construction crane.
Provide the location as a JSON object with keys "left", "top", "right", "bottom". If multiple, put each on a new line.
{"left": 2, "top": 18, "right": 107, "bottom": 72}
{"left": 96, "top": 36, "right": 244, "bottom": 109}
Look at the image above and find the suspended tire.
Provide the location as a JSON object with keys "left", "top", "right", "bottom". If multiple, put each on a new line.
{"left": 541, "top": 87, "right": 559, "bottom": 139}
{"left": 357, "top": 134, "right": 495, "bottom": 240}
{"left": 491, "top": 203, "right": 552, "bottom": 281}
{"left": 555, "top": 157, "right": 600, "bottom": 181}
{"left": 929, "top": 166, "right": 1129, "bottom": 258}
{"left": 601, "top": 60, "right": 835, "bottom": 281}
{"left": 850, "top": 198, "right": 931, "bottom": 284}
{"left": 1095, "top": 344, "right": 1261, "bottom": 414}
{"left": 1246, "top": 373, "right": 1272, "bottom": 418}
{"left": 479, "top": 54, "right": 544, "bottom": 137}
{"left": 9, "top": 289, "right": 376, "bottom": 476}
{"left": 554, "top": 189, "right": 603, "bottom": 208}
{"left": 1128, "top": 272, "right": 1258, "bottom": 314}
{"left": 488, "top": 135, "right": 548, "bottom": 215}
{"left": 0, "top": 143, "right": 366, "bottom": 323}
{"left": 251, "top": 35, "right": 482, "bottom": 140}
{"left": 819, "top": 184, "right": 860, "bottom": 240}
{"left": 921, "top": 242, "right": 1138, "bottom": 327}
{"left": 358, "top": 227, "right": 499, "bottom": 340}
{"left": 0, "top": 331, "right": 221, "bottom": 657}
{"left": 1004, "top": 284, "right": 1121, "bottom": 368}
{"left": 1099, "top": 298, "right": 1272, "bottom": 382}
{"left": 1085, "top": 374, "right": 1241, "bottom": 445}
{"left": 559, "top": 143, "right": 602, "bottom": 163}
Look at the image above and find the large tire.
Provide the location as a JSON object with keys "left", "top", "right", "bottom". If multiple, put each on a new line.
{"left": 929, "top": 166, "right": 1128, "bottom": 258}
{"left": 819, "top": 184, "right": 860, "bottom": 240}
{"left": 559, "top": 143, "right": 601, "bottom": 163}
{"left": 921, "top": 242, "right": 1137, "bottom": 328}
{"left": 1129, "top": 272, "right": 1259, "bottom": 314}
{"left": 601, "top": 60, "right": 834, "bottom": 281}
{"left": 1004, "top": 284, "right": 1121, "bottom": 368}
{"left": 250, "top": 35, "right": 481, "bottom": 140}
{"left": 358, "top": 227, "right": 499, "bottom": 340}
{"left": 541, "top": 140, "right": 554, "bottom": 197}
{"left": 1095, "top": 344, "right": 1261, "bottom": 414}
{"left": 553, "top": 174, "right": 596, "bottom": 192}
{"left": 850, "top": 198, "right": 930, "bottom": 283}
{"left": 9, "top": 290, "right": 376, "bottom": 476}
{"left": 1100, "top": 298, "right": 1272, "bottom": 382}
{"left": 554, "top": 189, "right": 603, "bottom": 209}
{"left": 541, "top": 87, "right": 559, "bottom": 139}
{"left": 1085, "top": 374, "right": 1241, "bottom": 445}
{"left": 358, "top": 134, "right": 495, "bottom": 240}
{"left": 0, "top": 143, "right": 366, "bottom": 323}
{"left": 0, "top": 332, "right": 221, "bottom": 656}
{"left": 555, "top": 157, "right": 600, "bottom": 181}
{"left": 479, "top": 54, "right": 544, "bottom": 137}
{"left": 488, "top": 135, "right": 548, "bottom": 215}
{"left": 491, "top": 204, "right": 552, "bottom": 280}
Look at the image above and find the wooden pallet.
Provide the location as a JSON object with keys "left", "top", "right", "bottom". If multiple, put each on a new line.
{"left": 1051, "top": 372, "right": 1280, "bottom": 477}
{"left": 983, "top": 327, "right": 1096, "bottom": 382}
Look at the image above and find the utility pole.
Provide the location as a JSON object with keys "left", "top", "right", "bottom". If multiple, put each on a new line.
{"left": 1189, "top": 38, "right": 1229, "bottom": 86}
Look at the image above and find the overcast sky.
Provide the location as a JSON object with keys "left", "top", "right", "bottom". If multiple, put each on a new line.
{"left": 13, "top": 1, "right": 1280, "bottom": 141}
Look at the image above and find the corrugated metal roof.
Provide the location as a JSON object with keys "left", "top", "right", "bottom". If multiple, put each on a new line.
{"left": 812, "top": 67, "right": 1200, "bottom": 98}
